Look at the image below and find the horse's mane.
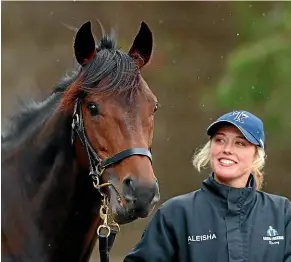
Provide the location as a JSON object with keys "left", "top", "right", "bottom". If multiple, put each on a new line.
{"left": 2, "top": 32, "right": 143, "bottom": 147}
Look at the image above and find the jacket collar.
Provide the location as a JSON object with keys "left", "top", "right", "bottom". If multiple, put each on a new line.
{"left": 201, "top": 173, "right": 257, "bottom": 215}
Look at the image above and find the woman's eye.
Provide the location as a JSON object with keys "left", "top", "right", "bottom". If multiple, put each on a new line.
{"left": 236, "top": 141, "right": 245, "bottom": 147}
{"left": 153, "top": 103, "right": 159, "bottom": 113}
{"left": 215, "top": 138, "right": 224, "bottom": 143}
{"left": 87, "top": 102, "right": 100, "bottom": 116}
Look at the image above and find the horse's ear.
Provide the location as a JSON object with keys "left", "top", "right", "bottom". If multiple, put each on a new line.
{"left": 74, "top": 21, "right": 96, "bottom": 66}
{"left": 128, "top": 21, "right": 153, "bottom": 69}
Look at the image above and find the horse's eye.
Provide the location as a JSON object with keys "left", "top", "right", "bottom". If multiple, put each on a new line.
{"left": 87, "top": 102, "right": 100, "bottom": 116}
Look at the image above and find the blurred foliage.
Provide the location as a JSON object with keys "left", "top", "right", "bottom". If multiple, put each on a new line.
{"left": 204, "top": 2, "right": 291, "bottom": 148}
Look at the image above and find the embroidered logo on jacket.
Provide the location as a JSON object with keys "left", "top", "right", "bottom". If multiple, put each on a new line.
{"left": 262, "top": 226, "right": 284, "bottom": 245}
{"left": 188, "top": 232, "right": 217, "bottom": 243}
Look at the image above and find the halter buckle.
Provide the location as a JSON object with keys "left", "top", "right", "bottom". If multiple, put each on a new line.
{"left": 71, "top": 113, "right": 80, "bottom": 145}
{"left": 71, "top": 113, "right": 79, "bottom": 130}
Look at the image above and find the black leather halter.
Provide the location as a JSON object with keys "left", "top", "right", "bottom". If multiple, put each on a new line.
{"left": 70, "top": 98, "right": 152, "bottom": 262}
{"left": 71, "top": 98, "right": 152, "bottom": 183}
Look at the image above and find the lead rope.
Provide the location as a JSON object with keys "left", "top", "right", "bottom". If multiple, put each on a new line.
{"left": 97, "top": 195, "right": 120, "bottom": 262}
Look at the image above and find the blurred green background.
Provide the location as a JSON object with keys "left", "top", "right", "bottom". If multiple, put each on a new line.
{"left": 2, "top": 1, "right": 291, "bottom": 261}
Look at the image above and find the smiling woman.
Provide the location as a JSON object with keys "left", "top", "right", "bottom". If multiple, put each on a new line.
{"left": 193, "top": 110, "right": 266, "bottom": 189}
{"left": 122, "top": 110, "right": 291, "bottom": 262}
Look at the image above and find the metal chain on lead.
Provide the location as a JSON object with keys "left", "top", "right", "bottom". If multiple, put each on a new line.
{"left": 97, "top": 196, "right": 111, "bottom": 237}
{"left": 97, "top": 195, "right": 121, "bottom": 238}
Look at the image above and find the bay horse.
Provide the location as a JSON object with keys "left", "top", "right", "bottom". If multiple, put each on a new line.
{"left": 1, "top": 21, "right": 160, "bottom": 262}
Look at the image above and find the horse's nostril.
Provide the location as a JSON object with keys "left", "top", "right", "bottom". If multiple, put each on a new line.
{"left": 123, "top": 177, "right": 136, "bottom": 202}
{"left": 122, "top": 176, "right": 159, "bottom": 209}
{"left": 124, "top": 177, "right": 134, "bottom": 189}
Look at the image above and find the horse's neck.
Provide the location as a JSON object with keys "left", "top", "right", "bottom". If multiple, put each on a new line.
{"left": 2, "top": 101, "right": 102, "bottom": 262}
{"left": 26, "top": 110, "right": 103, "bottom": 261}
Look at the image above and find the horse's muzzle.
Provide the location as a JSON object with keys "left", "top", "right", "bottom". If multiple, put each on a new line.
{"left": 122, "top": 177, "right": 160, "bottom": 215}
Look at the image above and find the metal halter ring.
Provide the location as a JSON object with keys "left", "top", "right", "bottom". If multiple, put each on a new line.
{"left": 96, "top": 163, "right": 105, "bottom": 176}
{"left": 109, "top": 222, "right": 121, "bottom": 233}
{"left": 93, "top": 178, "right": 100, "bottom": 190}
{"left": 89, "top": 170, "right": 99, "bottom": 179}
{"left": 97, "top": 224, "right": 111, "bottom": 238}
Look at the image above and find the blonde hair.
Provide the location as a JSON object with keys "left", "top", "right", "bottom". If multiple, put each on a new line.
{"left": 192, "top": 140, "right": 266, "bottom": 190}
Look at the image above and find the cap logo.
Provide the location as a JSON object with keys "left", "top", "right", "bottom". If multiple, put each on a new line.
{"left": 230, "top": 111, "right": 249, "bottom": 123}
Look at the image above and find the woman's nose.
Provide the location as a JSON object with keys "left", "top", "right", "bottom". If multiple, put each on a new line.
{"left": 223, "top": 143, "right": 233, "bottom": 154}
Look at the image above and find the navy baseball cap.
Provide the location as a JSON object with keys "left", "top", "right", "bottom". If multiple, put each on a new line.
{"left": 207, "top": 110, "right": 265, "bottom": 149}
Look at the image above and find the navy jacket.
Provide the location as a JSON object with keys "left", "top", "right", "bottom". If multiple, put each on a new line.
{"left": 123, "top": 174, "right": 291, "bottom": 262}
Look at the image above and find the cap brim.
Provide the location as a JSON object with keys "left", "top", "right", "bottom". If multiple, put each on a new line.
{"left": 207, "top": 120, "right": 260, "bottom": 146}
